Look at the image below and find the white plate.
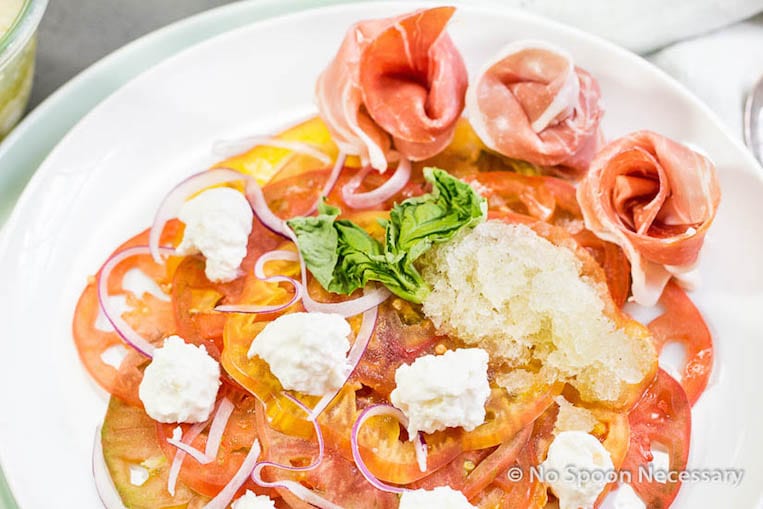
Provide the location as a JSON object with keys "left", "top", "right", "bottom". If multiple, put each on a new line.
{"left": 1, "top": 2, "right": 761, "bottom": 507}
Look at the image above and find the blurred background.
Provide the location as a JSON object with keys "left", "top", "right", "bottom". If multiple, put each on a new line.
{"left": 26, "top": 0, "right": 763, "bottom": 137}
{"left": 30, "top": 0, "right": 233, "bottom": 107}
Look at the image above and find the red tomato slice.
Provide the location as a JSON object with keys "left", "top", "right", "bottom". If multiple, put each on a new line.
{"left": 461, "top": 384, "right": 561, "bottom": 451}
{"left": 265, "top": 163, "right": 429, "bottom": 220}
{"left": 255, "top": 399, "right": 399, "bottom": 509}
{"left": 573, "top": 229, "right": 632, "bottom": 308}
{"left": 472, "top": 483, "right": 522, "bottom": 509}
{"left": 156, "top": 392, "right": 269, "bottom": 499}
{"left": 72, "top": 222, "right": 181, "bottom": 405}
{"left": 409, "top": 449, "right": 492, "bottom": 492}
{"left": 265, "top": 168, "right": 332, "bottom": 219}
{"left": 317, "top": 383, "right": 464, "bottom": 485}
{"left": 172, "top": 217, "right": 287, "bottom": 354}
{"left": 327, "top": 165, "right": 429, "bottom": 210}
{"left": 462, "top": 425, "right": 532, "bottom": 500}
{"left": 353, "top": 299, "right": 439, "bottom": 397}
{"left": 648, "top": 280, "right": 713, "bottom": 406}
{"left": 101, "top": 396, "right": 206, "bottom": 507}
{"left": 492, "top": 406, "right": 556, "bottom": 509}
{"left": 621, "top": 369, "right": 691, "bottom": 509}
{"left": 171, "top": 255, "right": 241, "bottom": 359}
{"left": 468, "top": 171, "right": 580, "bottom": 224}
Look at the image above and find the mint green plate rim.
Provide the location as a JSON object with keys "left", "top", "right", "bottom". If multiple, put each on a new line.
{"left": 0, "top": 1, "right": 361, "bottom": 506}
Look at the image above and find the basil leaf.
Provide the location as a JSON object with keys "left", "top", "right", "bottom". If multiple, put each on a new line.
{"left": 287, "top": 168, "right": 485, "bottom": 303}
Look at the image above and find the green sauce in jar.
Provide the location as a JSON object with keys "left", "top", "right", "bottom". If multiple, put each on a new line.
{"left": 0, "top": 0, "right": 38, "bottom": 140}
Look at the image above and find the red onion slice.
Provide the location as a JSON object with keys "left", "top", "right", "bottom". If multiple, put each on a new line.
{"left": 305, "top": 152, "right": 347, "bottom": 215}
{"left": 166, "top": 397, "right": 234, "bottom": 466}
{"left": 215, "top": 250, "right": 302, "bottom": 314}
{"left": 309, "top": 303, "right": 378, "bottom": 420}
{"left": 251, "top": 394, "right": 341, "bottom": 509}
{"left": 212, "top": 136, "right": 332, "bottom": 166}
{"left": 302, "top": 280, "right": 390, "bottom": 317}
{"left": 341, "top": 158, "right": 411, "bottom": 209}
{"left": 350, "top": 405, "right": 428, "bottom": 493}
{"left": 214, "top": 276, "right": 300, "bottom": 314}
{"left": 149, "top": 168, "right": 248, "bottom": 264}
{"left": 245, "top": 177, "right": 292, "bottom": 237}
{"left": 167, "top": 435, "right": 211, "bottom": 465}
{"left": 204, "top": 397, "right": 235, "bottom": 460}
{"left": 252, "top": 250, "right": 300, "bottom": 279}
{"left": 97, "top": 245, "right": 175, "bottom": 358}
{"left": 92, "top": 426, "right": 128, "bottom": 509}
{"left": 202, "top": 436, "right": 262, "bottom": 509}
{"left": 167, "top": 421, "right": 207, "bottom": 496}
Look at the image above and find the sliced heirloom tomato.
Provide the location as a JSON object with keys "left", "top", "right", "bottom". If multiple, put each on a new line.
{"left": 461, "top": 384, "right": 561, "bottom": 451}
{"left": 215, "top": 116, "right": 340, "bottom": 185}
{"left": 591, "top": 408, "right": 632, "bottom": 506}
{"left": 73, "top": 222, "right": 182, "bottom": 406}
{"left": 101, "top": 397, "right": 207, "bottom": 508}
{"left": 573, "top": 229, "right": 631, "bottom": 308}
{"left": 408, "top": 449, "right": 493, "bottom": 492}
{"left": 647, "top": 280, "right": 713, "bottom": 406}
{"left": 156, "top": 392, "right": 269, "bottom": 499}
{"left": 171, "top": 256, "right": 235, "bottom": 358}
{"left": 221, "top": 273, "right": 316, "bottom": 438}
{"left": 621, "top": 369, "right": 691, "bottom": 509}
{"left": 254, "top": 399, "right": 399, "bottom": 509}
{"left": 492, "top": 406, "right": 557, "bottom": 508}
{"left": 461, "top": 425, "right": 533, "bottom": 500}
{"left": 468, "top": 171, "right": 579, "bottom": 224}
{"left": 353, "top": 299, "right": 439, "bottom": 397}
{"left": 172, "top": 218, "right": 287, "bottom": 354}
{"left": 318, "top": 384, "right": 464, "bottom": 485}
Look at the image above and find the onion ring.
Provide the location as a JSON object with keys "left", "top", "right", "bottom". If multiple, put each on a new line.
{"left": 350, "top": 405, "right": 427, "bottom": 493}
{"left": 341, "top": 158, "right": 411, "bottom": 209}
{"left": 252, "top": 394, "right": 342, "bottom": 509}
{"left": 215, "top": 250, "right": 302, "bottom": 314}
{"left": 149, "top": 168, "right": 247, "bottom": 264}
{"left": 97, "top": 245, "right": 175, "bottom": 357}
{"left": 309, "top": 303, "right": 378, "bottom": 420}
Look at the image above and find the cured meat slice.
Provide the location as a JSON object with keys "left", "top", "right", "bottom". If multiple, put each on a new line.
{"left": 577, "top": 131, "right": 721, "bottom": 305}
{"left": 316, "top": 7, "right": 467, "bottom": 171}
{"left": 467, "top": 40, "right": 603, "bottom": 177}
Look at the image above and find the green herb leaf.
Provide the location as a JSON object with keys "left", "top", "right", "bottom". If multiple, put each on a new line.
{"left": 286, "top": 168, "right": 486, "bottom": 303}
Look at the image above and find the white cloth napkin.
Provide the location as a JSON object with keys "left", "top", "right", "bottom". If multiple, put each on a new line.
{"left": 648, "top": 14, "right": 763, "bottom": 139}
{"left": 497, "top": 0, "right": 762, "bottom": 53}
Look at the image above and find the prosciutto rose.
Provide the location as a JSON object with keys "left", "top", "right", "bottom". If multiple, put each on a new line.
{"left": 316, "top": 7, "right": 468, "bottom": 171}
{"left": 577, "top": 131, "right": 721, "bottom": 305}
{"left": 467, "top": 40, "right": 603, "bottom": 177}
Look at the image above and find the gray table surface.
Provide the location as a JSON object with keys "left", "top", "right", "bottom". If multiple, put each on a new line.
{"left": 30, "top": 0, "right": 239, "bottom": 108}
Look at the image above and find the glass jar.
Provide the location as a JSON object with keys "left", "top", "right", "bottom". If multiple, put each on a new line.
{"left": 0, "top": 0, "right": 47, "bottom": 140}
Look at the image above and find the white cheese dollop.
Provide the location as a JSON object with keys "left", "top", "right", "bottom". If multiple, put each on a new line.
{"left": 248, "top": 312, "right": 351, "bottom": 396}
{"left": 399, "top": 486, "right": 476, "bottom": 509}
{"left": 541, "top": 431, "right": 614, "bottom": 509}
{"left": 231, "top": 490, "right": 276, "bottom": 509}
{"left": 176, "top": 187, "right": 253, "bottom": 282}
{"left": 390, "top": 348, "right": 490, "bottom": 436}
{"left": 138, "top": 336, "right": 221, "bottom": 423}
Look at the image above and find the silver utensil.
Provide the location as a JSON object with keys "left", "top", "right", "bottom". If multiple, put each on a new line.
{"left": 744, "top": 74, "right": 763, "bottom": 165}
